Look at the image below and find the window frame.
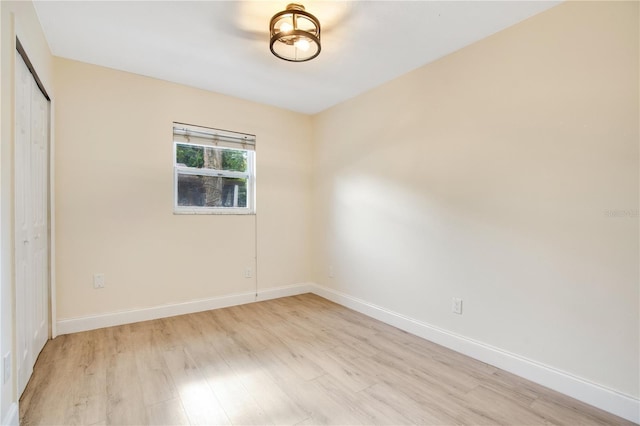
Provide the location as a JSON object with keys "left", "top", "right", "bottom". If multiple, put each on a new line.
{"left": 173, "top": 128, "right": 256, "bottom": 215}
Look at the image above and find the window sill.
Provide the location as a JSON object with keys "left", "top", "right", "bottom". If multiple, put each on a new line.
{"left": 173, "top": 208, "right": 255, "bottom": 215}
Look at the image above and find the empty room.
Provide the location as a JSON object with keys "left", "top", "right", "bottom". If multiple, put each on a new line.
{"left": 0, "top": 0, "right": 638, "bottom": 425}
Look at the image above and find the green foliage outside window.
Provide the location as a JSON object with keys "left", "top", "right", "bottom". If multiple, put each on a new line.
{"left": 176, "top": 144, "right": 203, "bottom": 168}
{"left": 176, "top": 144, "right": 247, "bottom": 172}
{"left": 221, "top": 150, "right": 247, "bottom": 172}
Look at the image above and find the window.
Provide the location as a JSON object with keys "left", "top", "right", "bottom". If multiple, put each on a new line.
{"left": 173, "top": 123, "right": 255, "bottom": 214}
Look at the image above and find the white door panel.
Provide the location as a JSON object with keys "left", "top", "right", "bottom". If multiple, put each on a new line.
{"left": 30, "top": 71, "right": 49, "bottom": 357}
{"left": 15, "top": 52, "right": 33, "bottom": 395}
{"left": 15, "top": 51, "right": 50, "bottom": 396}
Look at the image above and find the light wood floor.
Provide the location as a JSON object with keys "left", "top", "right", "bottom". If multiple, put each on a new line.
{"left": 20, "top": 294, "right": 632, "bottom": 425}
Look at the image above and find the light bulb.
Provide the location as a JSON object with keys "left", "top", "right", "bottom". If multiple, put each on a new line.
{"left": 294, "top": 38, "right": 310, "bottom": 51}
{"left": 279, "top": 22, "right": 293, "bottom": 33}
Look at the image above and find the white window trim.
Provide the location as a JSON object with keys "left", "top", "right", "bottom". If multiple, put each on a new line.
{"left": 173, "top": 140, "right": 256, "bottom": 215}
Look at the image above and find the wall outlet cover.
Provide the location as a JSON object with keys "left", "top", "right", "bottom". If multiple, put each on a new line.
{"left": 93, "top": 273, "right": 105, "bottom": 289}
{"left": 452, "top": 297, "right": 463, "bottom": 315}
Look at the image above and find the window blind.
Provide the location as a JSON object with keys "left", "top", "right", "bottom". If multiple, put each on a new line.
{"left": 173, "top": 122, "right": 256, "bottom": 150}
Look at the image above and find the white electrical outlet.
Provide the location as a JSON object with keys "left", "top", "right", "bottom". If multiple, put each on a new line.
{"left": 245, "top": 267, "right": 253, "bottom": 278}
{"left": 3, "top": 353, "right": 10, "bottom": 384}
{"left": 93, "top": 273, "right": 105, "bottom": 289}
{"left": 452, "top": 297, "right": 463, "bottom": 315}
{"left": 329, "top": 265, "right": 334, "bottom": 278}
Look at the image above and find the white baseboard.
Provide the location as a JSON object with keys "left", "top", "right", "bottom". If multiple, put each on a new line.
{"left": 2, "top": 402, "right": 18, "bottom": 426}
{"left": 257, "top": 282, "right": 312, "bottom": 301}
{"left": 56, "top": 283, "right": 312, "bottom": 335}
{"left": 309, "top": 283, "right": 640, "bottom": 424}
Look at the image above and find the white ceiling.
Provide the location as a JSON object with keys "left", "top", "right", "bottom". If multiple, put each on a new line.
{"left": 33, "top": 1, "right": 560, "bottom": 114}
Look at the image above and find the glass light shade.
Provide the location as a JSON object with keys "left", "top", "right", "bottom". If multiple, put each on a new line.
{"left": 269, "top": 4, "right": 321, "bottom": 62}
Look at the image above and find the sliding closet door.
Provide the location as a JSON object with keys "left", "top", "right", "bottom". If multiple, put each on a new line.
{"left": 15, "top": 49, "right": 33, "bottom": 396}
{"left": 15, "top": 50, "right": 49, "bottom": 396}
{"left": 30, "top": 60, "right": 49, "bottom": 360}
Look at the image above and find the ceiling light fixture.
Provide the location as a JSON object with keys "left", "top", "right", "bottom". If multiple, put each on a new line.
{"left": 269, "top": 3, "right": 321, "bottom": 62}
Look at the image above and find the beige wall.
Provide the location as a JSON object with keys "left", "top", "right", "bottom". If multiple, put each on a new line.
{"left": 54, "top": 58, "right": 312, "bottom": 320}
{"left": 0, "top": 0, "right": 54, "bottom": 421}
{"left": 312, "top": 1, "right": 639, "bottom": 398}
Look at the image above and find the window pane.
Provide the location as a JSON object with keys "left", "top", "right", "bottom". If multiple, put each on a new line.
{"left": 176, "top": 144, "right": 247, "bottom": 172}
{"left": 177, "top": 174, "right": 247, "bottom": 208}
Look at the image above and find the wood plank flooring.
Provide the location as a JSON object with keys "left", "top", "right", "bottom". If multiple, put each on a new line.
{"left": 20, "top": 294, "right": 633, "bottom": 425}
